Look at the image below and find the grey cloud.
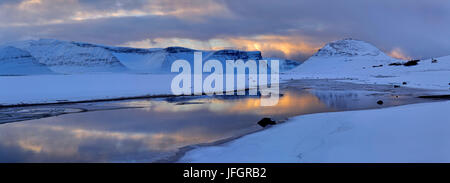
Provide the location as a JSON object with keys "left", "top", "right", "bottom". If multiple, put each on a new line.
{"left": 1, "top": 0, "right": 450, "bottom": 60}
{"left": 223, "top": 0, "right": 450, "bottom": 59}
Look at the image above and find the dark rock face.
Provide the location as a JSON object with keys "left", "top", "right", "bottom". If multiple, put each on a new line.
{"left": 72, "top": 41, "right": 153, "bottom": 54}
{"left": 280, "top": 59, "right": 301, "bottom": 70}
{"left": 211, "top": 50, "right": 262, "bottom": 60}
{"left": 257, "top": 118, "right": 276, "bottom": 127}
{"left": 402, "top": 82, "right": 407, "bottom": 85}
{"left": 164, "top": 47, "right": 196, "bottom": 53}
{"left": 377, "top": 100, "right": 384, "bottom": 105}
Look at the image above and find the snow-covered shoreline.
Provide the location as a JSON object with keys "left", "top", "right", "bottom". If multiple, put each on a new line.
{"left": 180, "top": 100, "right": 450, "bottom": 163}
{"left": 1, "top": 72, "right": 446, "bottom": 106}
{"left": 0, "top": 74, "right": 174, "bottom": 106}
{"left": 0, "top": 73, "right": 264, "bottom": 106}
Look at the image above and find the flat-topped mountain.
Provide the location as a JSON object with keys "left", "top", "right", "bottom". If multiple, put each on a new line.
{"left": 1, "top": 39, "right": 299, "bottom": 74}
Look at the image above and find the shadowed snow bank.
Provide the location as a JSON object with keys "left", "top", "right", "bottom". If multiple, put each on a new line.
{"left": 180, "top": 101, "right": 450, "bottom": 163}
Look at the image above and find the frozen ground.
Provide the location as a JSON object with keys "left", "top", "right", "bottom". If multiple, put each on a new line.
{"left": 180, "top": 100, "right": 450, "bottom": 163}
{"left": 0, "top": 74, "right": 173, "bottom": 105}
{"left": 0, "top": 73, "right": 263, "bottom": 106}
{"left": 0, "top": 71, "right": 444, "bottom": 106}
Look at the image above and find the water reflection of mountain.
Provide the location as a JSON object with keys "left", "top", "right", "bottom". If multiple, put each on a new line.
{"left": 310, "top": 90, "right": 369, "bottom": 109}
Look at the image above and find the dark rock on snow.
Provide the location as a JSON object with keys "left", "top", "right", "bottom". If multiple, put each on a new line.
{"left": 258, "top": 118, "right": 276, "bottom": 127}
{"left": 389, "top": 62, "right": 403, "bottom": 66}
{"left": 404, "top": 60, "right": 420, "bottom": 66}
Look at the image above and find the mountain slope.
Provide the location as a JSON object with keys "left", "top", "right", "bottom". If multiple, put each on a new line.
{"left": 289, "top": 38, "right": 401, "bottom": 77}
{"left": 71, "top": 42, "right": 298, "bottom": 73}
{"left": 0, "top": 46, "right": 54, "bottom": 75}
{"left": 8, "top": 39, "right": 128, "bottom": 74}
{"left": 287, "top": 38, "right": 450, "bottom": 90}
{"left": 110, "top": 46, "right": 293, "bottom": 73}
{"left": 3, "top": 39, "right": 299, "bottom": 74}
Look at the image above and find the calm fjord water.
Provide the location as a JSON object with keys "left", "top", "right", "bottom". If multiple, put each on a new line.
{"left": 0, "top": 81, "right": 430, "bottom": 162}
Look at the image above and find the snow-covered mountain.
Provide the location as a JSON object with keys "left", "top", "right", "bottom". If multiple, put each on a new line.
{"left": 289, "top": 38, "right": 402, "bottom": 77}
{"left": 93, "top": 44, "right": 298, "bottom": 73}
{"left": 111, "top": 46, "right": 264, "bottom": 73}
{"left": 288, "top": 38, "right": 450, "bottom": 90}
{"left": 1, "top": 39, "right": 299, "bottom": 75}
{"left": 0, "top": 46, "right": 54, "bottom": 75}
{"left": 8, "top": 39, "right": 128, "bottom": 73}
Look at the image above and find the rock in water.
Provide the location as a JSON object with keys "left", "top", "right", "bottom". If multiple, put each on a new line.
{"left": 257, "top": 118, "right": 276, "bottom": 127}
{"left": 377, "top": 100, "right": 384, "bottom": 105}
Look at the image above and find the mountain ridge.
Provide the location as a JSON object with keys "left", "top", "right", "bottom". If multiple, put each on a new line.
{"left": 1, "top": 39, "right": 299, "bottom": 74}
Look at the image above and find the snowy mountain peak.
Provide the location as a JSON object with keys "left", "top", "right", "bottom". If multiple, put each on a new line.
{"left": 288, "top": 39, "right": 401, "bottom": 76}
{"left": 314, "top": 38, "right": 382, "bottom": 57}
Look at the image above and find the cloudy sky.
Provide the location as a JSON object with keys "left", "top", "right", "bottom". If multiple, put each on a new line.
{"left": 0, "top": 0, "right": 449, "bottom": 61}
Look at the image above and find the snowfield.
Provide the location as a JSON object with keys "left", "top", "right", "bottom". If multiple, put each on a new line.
{"left": 180, "top": 101, "right": 450, "bottom": 163}
{"left": 0, "top": 73, "right": 265, "bottom": 106}
{"left": 0, "top": 74, "right": 174, "bottom": 105}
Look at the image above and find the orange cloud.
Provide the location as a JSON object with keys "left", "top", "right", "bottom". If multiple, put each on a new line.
{"left": 388, "top": 48, "right": 411, "bottom": 60}
{"left": 121, "top": 35, "right": 321, "bottom": 60}
{"left": 225, "top": 35, "right": 321, "bottom": 58}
